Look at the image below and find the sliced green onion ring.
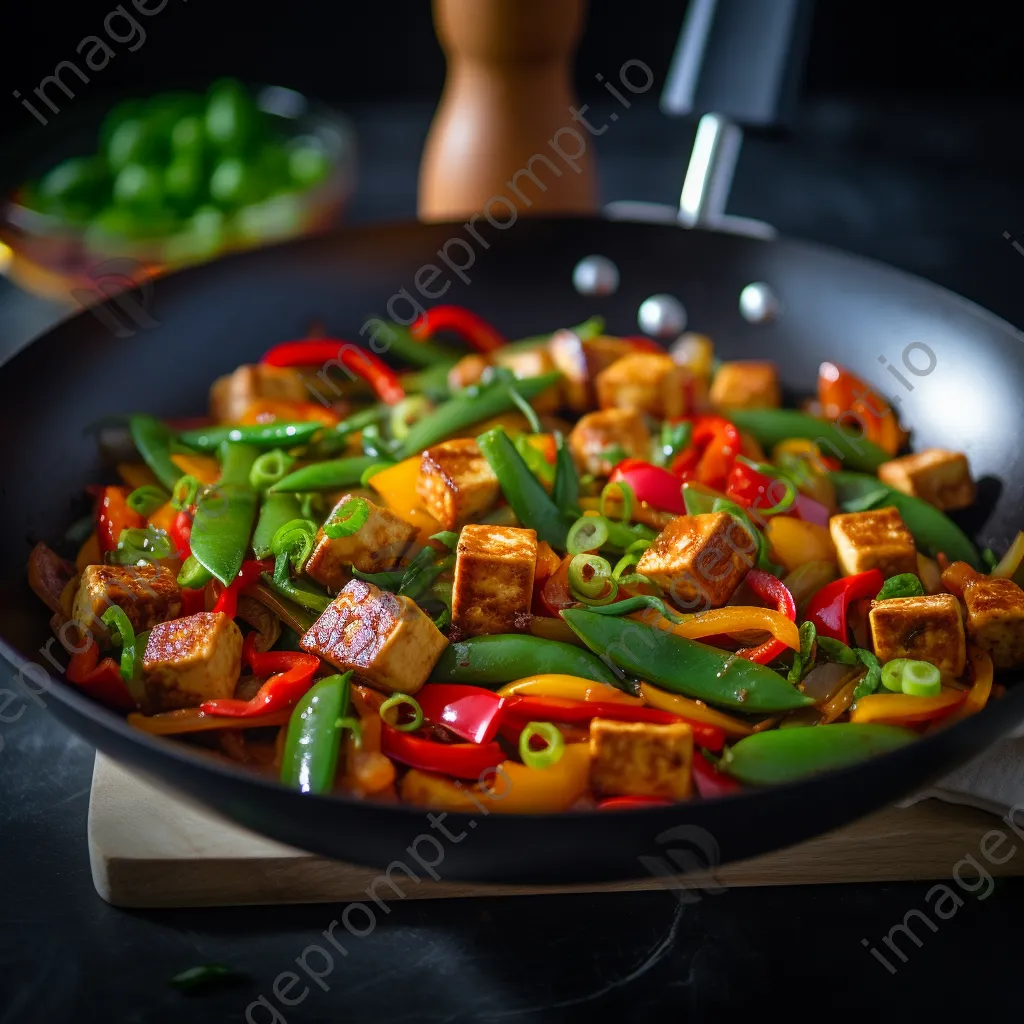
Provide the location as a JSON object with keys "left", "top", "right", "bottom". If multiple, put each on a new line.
{"left": 900, "top": 660, "right": 942, "bottom": 697}
{"left": 566, "top": 515, "right": 610, "bottom": 555}
{"left": 249, "top": 449, "right": 295, "bottom": 491}
{"left": 171, "top": 474, "right": 202, "bottom": 511}
{"left": 600, "top": 480, "right": 635, "bottom": 523}
{"left": 126, "top": 485, "right": 170, "bottom": 517}
{"left": 568, "top": 553, "right": 619, "bottom": 604}
{"left": 323, "top": 497, "right": 369, "bottom": 539}
{"left": 379, "top": 693, "right": 424, "bottom": 732}
{"left": 519, "top": 721, "right": 565, "bottom": 770}
{"left": 270, "top": 518, "right": 318, "bottom": 575}
{"left": 389, "top": 395, "right": 434, "bottom": 440}
{"left": 881, "top": 658, "right": 910, "bottom": 692}
{"left": 335, "top": 715, "right": 363, "bottom": 748}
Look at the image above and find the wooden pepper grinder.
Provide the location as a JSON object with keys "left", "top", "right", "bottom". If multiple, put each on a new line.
{"left": 418, "top": 0, "right": 598, "bottom": 221}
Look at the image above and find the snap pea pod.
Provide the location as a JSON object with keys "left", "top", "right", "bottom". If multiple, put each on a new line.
{"left": 432, "top": 634, "right": 622, "bottom": 689}
{"left": 253, "top": 492, "right": 303, "bottom": 559}
{"left": 260, "top": 571, "right": 331, "bottom": 616}
{"left": 129, "top": 414, "right": 181, "bottom": 491}
{"left": 728, "top": 409, "right": 889, "bottom": 473}
{"left": 719, "top": 723, "right": 916, "bottom": 785}
{"left": 477, "top": 427, "right": 570, "bottom": 549}
{"left": 178, "top": 421, "right": 322, "bottom": 453}
{"left": 562, "top": 609, "right": 813, "bottom": 713}
{"left": 270, "top": 455, "right": 383, "bottom": 494}
{"left": 552, "top": 433, "right": 580, "bottom": 516}
{"left": 393, "top": 371, "right": 562, "bottom": 459}
{"left": 189, "top": 442, "right": 259, "bottom": 586}
{"left": 830, "top": 471, "right": 981, "bottom": 567}
{"left": 363, "top": 320, "right": 461, "bottom": 368}
{"left": 281, "top": 672, "right": 352, "bottom": 794}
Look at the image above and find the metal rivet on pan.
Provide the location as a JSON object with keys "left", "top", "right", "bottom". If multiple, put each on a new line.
{"left": 572, "top": 255, "right": 620, "bottom": 297}
{"left": 638, "top": 294, "right": 687, "bottom": 338}
{"left": 739, "top": 282, "right": 780, "bottom": 323}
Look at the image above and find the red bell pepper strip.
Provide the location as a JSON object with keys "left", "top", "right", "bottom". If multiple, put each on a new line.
{"left": 180, "top": 588, "right": 207, "bottom": 616}
{"left": 416, "top": 684, "right": 507, "bottom": 744}
{"left": 66, "top": 640, "right": 136, "bottom": 710}
{"left": 260, "top": 339, "right": 406, "bottom": 405}
{"left": 96, "top": 486, "right": 145, "bottom": 555}
{"left": 733, "top": 570, "right": 797, "bottom": 665}
{"left": 501, "top": 695, "right": 726, "bottom": 751}
{"left": 818, "top": 361, "right": 903, "bottom": 455}
{"left": 692, "top": 750, "right": 741, "bottom": 798}
{"left": 200, "top": 631, "right": 319, "bottom": 717}
{"left": 168, "top": 510, "right": 193, "bottom": 560}
{"left": 381, "top": 726, "right": 506, "bottom": 779}
{"left": 725, "top": 461, "right": 830, "bottom": 526}
{"left": 669, "top": 415, "right": 741, "bottom": 490}
{"left": 410, "top": 305, "right": 505, "bottom": 354}
{"left": 597, "top": 795, "right": 674, "bottom": 810}
{"left": 804, "top": 569, "right": 884, "bottom": 642}
{"left": 212, "top": 558, "right": 274, "bottom": 619}
{"left": 535, "top": 554, "right": 578, "bottom": 618}
{"left": 609, "top": 459, "right": 686, "bottom": 516}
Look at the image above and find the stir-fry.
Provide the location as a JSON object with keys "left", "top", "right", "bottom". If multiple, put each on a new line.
{"left": 28, "top": 308, "right": 1024, "bottom": 811}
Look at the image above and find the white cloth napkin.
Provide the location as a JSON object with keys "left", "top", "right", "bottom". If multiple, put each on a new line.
{"left": 901, "top": 724, "right": 1024, "bottom": 818}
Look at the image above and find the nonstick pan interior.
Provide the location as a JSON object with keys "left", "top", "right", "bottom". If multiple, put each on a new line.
{"left": 0, "top": 217, "right": 1021, "bottom": 883}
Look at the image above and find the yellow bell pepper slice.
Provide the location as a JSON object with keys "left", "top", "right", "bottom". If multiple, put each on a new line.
{"left": 75, "top": 532, "right": 101, "bottom": 572}
{"left": 116, "top": 462, "right": 160, "bottom": 489}
{"left": 639, "top": 682, "right": 754, "bottom": 737}
{"left": 946, "top": 645, "right": 994, "bottom": 722}
{"left": 765, "top": 517, "right": 837, "bottom": 574}
{"left": 171, "top": 453, "right": 221, "bottom": 484}
{"left": 399, "top": 743, "right": 592, "bottom": 814}
{"left": 632, "top": 604, "right": 800, "bottom": 653}
{"left": 849, "top": 688, "right": 966, "bottom": 725}
{"left": 498, "top": 674, "right": 643, "bottom": 704}
{"left": 369, "top": 456, "right": 443, "bottom": 545}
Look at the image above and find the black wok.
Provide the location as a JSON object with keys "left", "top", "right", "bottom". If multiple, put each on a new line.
{"left": 1, "top": 216, "right": 1021, "bottom": 884}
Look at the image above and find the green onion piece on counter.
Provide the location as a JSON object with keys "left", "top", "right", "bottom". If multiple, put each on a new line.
{"left": 249, "top": 449, "right": 295, "bottom": 492}
{"left": 552, "top": 433, "right": 580, "bottom": 516}
{"left": 876, "top": 573, "right": 926, "bottom": 600}
{"left": 270, "top": 455, "right": 382, "bottom": 494}
{"left": 101, "top": 605, "right": 137, "bottom": 684}
{"left": 281, "top": 672, "right": 352, "bottom": 795}
{"left": 600, "top": 480, "right": 635, "bottom": 523}
{"left": 899, "top": 660, "right": 942, "bottom": 697}
{"left": 719, "top": 723, "right": 916, "bottom": 785}
{"left": 171, "top": 474, "right": 202, "bottom": 511}
{"left": 125, "top": 484, "right": 169, "bottom": 517}
{"left": 359, "top": 462, "right": 393, "bottom": 488}
{"left": 568, "top": 553, "right": 618, "bottom": 604}
{"left": 108, "top": 526, "right": 176, "bottom": 565}
{"left": 252, "top": 492, "right": 303, "bottom": 560}
{"left": 578, "top": 594, "right": 689, "bottom": 625}
{"left": 519, "top": 721, "right": 565, "bottom": 770}
{"left": 787, "top": 621, "right": 818, "bottom": 685}
{"left": 562, "top": 609, "right": 813, "bottom": 713}
{"left": 129, "top": 414, "right": 182, "bottom": 491}
{"left": 177, "top": 554, "right": 213, "bottom": 590}
{"left": 323, "top": 497, "right": 369, "bottom": 539}
{"left": 881, "top": 658, "right": 910, "bottom": 692}
{"left": 566, "top": 515, "right": 609, "bottom": 555}
{"left": 178, "top": 421, "right": 322, "bottom": 453}
{"left": 379, "top": 693, "right": 424, "bottom": 733}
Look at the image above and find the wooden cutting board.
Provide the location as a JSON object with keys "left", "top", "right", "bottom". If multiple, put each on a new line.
{"left": 87, "top": 754, "right": 1024, "bottom": 908}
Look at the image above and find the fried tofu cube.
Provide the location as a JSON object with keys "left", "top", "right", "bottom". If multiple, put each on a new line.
{"left": 829, "top": 507, "right": 917, "bottom": 578}
{"left": 961, "top": 576, "right": 1024, "bottom": 669}
{"left": 209, "top": 363, "right": 308, "bottom": 423}
{"left": 709, "top": 361, "right": 781, "bottom": 410}
{"left": 305, "top": 495, "right": 417, "bottom": 591}
{"left": 595, "top": 352, "right": 692, "bottom": 419}
{"left": 636, "top": 512, "right": 752, "bottom": 610}
{"left": 141, "top": 611, "right": 243, "bottom": 713}
{"left": 589, "top": 718, "right": 693, "bottom": 800}
{"left": 71, "top": 563, "right": 181, "bottom": 647}
{"left": 549, "top": 332, "right": 634, "bottom": 411}
{"left": 878, "top": 449, "right": 976, "bottom": 511}
{"left": 451, "top": 524, "right": 537, "bottom": 637}
{"left": 568, "top": 408, "right": 651, "bottom": 476}
{"left": 416, "top": 439, "right": 500, "bottom": 530}
{"left": 300, "top": 580, "right": 447, "bottom": 694}
{"left": 869, "top": 594, "right": 967, "bottom": 677}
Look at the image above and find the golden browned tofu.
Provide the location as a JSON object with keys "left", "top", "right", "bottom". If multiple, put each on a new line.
{"left": 300, "top": 580, "right": 447, "bottom": 694}
{"left": 869, "top": 594, "right": 966, "bottom": 677}
{"left": 305, "top": 495, "right": 417, "bottom": 590}
{"left": 209, "top": 363, "right": 308, "bottom": 422}
{"left": 594, "top": 352, "right": 691, "bottom": 419}
{"left": 589, "top": 718, "right": 693, "bottom": 800}
{"left": 568, "top": 408, "right": 651, "bottom": 476}
{"left": 451, "top": 524, "right": 538, "bottom": 637}
{"left": 829, "top": 507, "right": 917, "bottom": 579}
{"left": 141, "top": 611, "right": 243, "bottom": 712}
{"left": 71, "top": 563, "right": 181, "bottom": 647}
{"left": 878, "top": 449, "right": 976, "bottom": 511}
{"left": 416, "top": 439, "right": 500, "bottom": 530}
{"left": 636, "top": 512, "right": 752, "bottom": 610}
{"left": 549, "top": 332, "right": 634, "bottom": 412}
{"left": 961, "top": 576, "right": 1024, "bottom": 669}
{"left": 709, "top": 361, "right": 781, "bottom": 410}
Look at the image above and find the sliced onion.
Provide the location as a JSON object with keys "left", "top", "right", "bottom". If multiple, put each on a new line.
{"left": 993, "top": 531, "right": 1024, "bottom": 579}
{"left": 235, "top": 595, "right": 282, "bottom": 652}
{"left": 801, "top": 661, "right": 861, "bottom": 704}
{"left": 28, "top": 542, "right": 77, "bottom": 615}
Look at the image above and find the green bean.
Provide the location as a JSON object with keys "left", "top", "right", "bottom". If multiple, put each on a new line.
{"left": 270, "top": 455, "right": 383, "bottom": 493}
{"left": 129, "top": 414, "right": 181, "bottom": 490}
{"left": 178, "top": 421, "right": 322, "bottom": 453}
{"left": 252, "top": 492, "right": 303, "bottom": 560}
{"left": 281, "top": 672, "right": 352, "bottom": 794}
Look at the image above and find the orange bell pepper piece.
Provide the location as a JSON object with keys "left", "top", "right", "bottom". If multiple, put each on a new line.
{"left": 238, "top": 398, "right": 340, "bottom": 428}
{"left": 76, "top": 532, "right": 101, "bottom": 572}
{"left": 946, "top": 645, "right": 994, "bottom": 722}
{"left": 818, "top": 362, "right": 906, "bottom": 455}
{"left": 849, "top": 688, "right": 967, "bottom": 725}
{"left": 639, "top": 682, "right": 754, "bottom": 737}
{"left": 368, "top": 456, "right": 442, "bottom": 544}
{"left": 765, "top": 516, "right": 837, "bottom": 574}
{"left": 170, "top": 453, "right": 221, "bottom": 485}
{"left": 116, "top": 462, "right": 160, "bottom": 489}
{"left": 631, "top": 603, "right": 800, "bottom": 653}
{"left": 497, "top": 674, "right": 643, "bottom": 704}
{"left": 147, "top": 501, "right": 178, "bottom": 536}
